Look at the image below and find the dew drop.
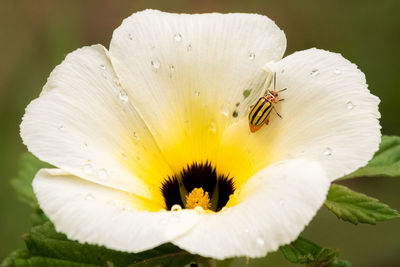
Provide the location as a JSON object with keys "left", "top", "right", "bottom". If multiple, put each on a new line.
{"left": 98, "top": 168, "right": 108, "bottom": 180}
{"left": 100, "top": 64, "right": 106, "bottom": 70}
{"left": 281, "top": 69, "right": 285, "bottom": 73}
{"left": 128, "top": 34, "right": 133, "bottom": 40}
{"left": 169, "top": 65, "right": 175, "bottom": 71}
{"left": 334, "top": 69, "right": 342, "bottom": 75}
{"left": 133, "top": 131, "right": 140, "bottom": 140}
{"left": 346, "top": 101, "right": 354, "bottom": 110}
{"left": 112, "top": 77, "right": 120, "bottom": 86}
{"left": 151, "top": 59, "right": 161, "bottom": 69}
{"left": 119, "top": 90, "right": 129, "bottom": 102}
{"left": 102, "top": 72, "right": 107, "bottom": 79}
{"left": 121, "top": 153, "right": 128, "bottom": 160}
{"left": 323, "top": 147, "right": 333, "bottom": 156}
{"left": 256, "top": 237, "right": 265, "bottom": 246}
{"left": 248, "top": 52, "right": 256, "bottom": 61}
{"left": 232, "top": 111, "right": 239, "bottom": 118}
{"left": 85, "top": 193, "right": 95, "bottom": 201}
{"left": 243, "top": 89, "right": 251, "bottom": 98}
{"left": 83, "top": 164, "right": 93, "bottom": 174}
{"left": 171, "top": 204, "right": 182, "bottom": 211}
{"left": 58, "top": 125, "right": 65, "bottom": 132}
{"left": 187, "top": 44, "right": 192, "bottom": 51}
{"left": 209, "top": 122, "right": 217, "bottom": 133}
{"left": 310, "top": 68, "right": 319, "bottom": 76}
{"left": 221, "top": 105, "right": 229, "bottom": 117}
{"left": 194, "top": 206, "right": 204, "bottom": 214}
{"left": 194, "top": 91, "right": 200, "bottom": 97}
{"left": 234, "top": 189, "right": 241, "bottom": 198}
{"left": 174, "top": 33, "right": 182, "bottom": 42}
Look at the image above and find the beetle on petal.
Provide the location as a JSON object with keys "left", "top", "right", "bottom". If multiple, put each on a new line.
{"left": 248, "top": 73, "right": 286, "bottom": 133}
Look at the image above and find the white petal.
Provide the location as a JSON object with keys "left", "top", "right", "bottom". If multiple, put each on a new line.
{"left": 109, "top": 10, "right": 286, "bottom": 170}
{"left": 172, "top": 159, "right": 330, "bottom": 259}
{"left": 33, "top": 169, "right": 200, "bottom": 252}
{"left": 248, "top": 48, "right": 380, "bottom": 181}
{"left": 20, "top": 45, "right": 172, "bottom": 202}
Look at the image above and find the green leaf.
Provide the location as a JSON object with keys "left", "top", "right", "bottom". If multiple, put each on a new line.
{"left": 11, "top": 152, "right": 52, "bottom": 208}
{"left": 342, "top": 135, "right": 400, "bottom": 179}
{"left": 1, "top": 221, "right": 196, "bottom": 267}
{"left": 280, "top": 236, "right": 350, "bottom": 267}
{"left": 324, "top": 184, "right": 400, "bottom": 225}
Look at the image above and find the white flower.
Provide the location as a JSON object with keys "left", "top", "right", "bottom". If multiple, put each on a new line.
{"left": 20, "top": 10, "right": 381, "bottom": 259}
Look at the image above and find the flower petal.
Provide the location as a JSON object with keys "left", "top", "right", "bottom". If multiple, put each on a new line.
{"left": 109, "top": 10, "right": 286, "bottom": 171}
{"left": 171, "top": 159, "right": 330, "bottom": 259}
{"left": 246, "top": 48, "right": 380, "bottom": 181}
{"left": 20, "top": 44, "right": 172, "bottom": 204}
{"left": 33, "top": 169, "right": 200, "bottom": 252}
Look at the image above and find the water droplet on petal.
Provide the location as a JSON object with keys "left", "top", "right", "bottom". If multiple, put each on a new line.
{"left": 102, "top": 72, "right": 107, "bottom": 79}
{"left": 323, "top": 147, "right": 333, "bottom": 156}
{"left": 119, "top": 90, "right": 129, "bottom": 101}
{"left": 171, "top": 204, "right": 182, "bottom": 211}
{"left": 256, "top": 237, "right": 265, "bottom": 246}
{"left": 310, "top": 69, "right": 319, "bottom": 76}
{"left": 83, "top": 164, "right": 93, "bottom": 174}
{"left": 221, "top": 106, "right": 229, "bottom": 117}
{"left": 346, "top": 101, "right": 354, "bottom": 110}
{"left": 194, "top": 91, "right": 200, "bottom": 96}
{"left": 187, "top": 44, "right": 192, "bottom": 52}
{"left": 243, "top": 89, "right": 251, "bottom": 98}
{"left": 248, "top": 52, "right": 256, "bottom": 61}
{"left": 209, "top": 122, "right": 217, "bottom": 133}
{"left": 281, "top": 69, "right": 285, "bottom": 73}
{"left": 85, "top": 193, "right": 95, "bottom": 201}
{"left": 133, "top": 131, "right": 140, "bottom": 140}
{"left": 128, "top": 34, "right": 133, "bottom": 40}
{"left": 174, "top": 33, "right": 182, "bottom": 42}
{"left": 121, "top": 153, "right": 128, "bottom": 160}
{"left": 113, "top": 77, "right": 120, "bottom": 86}
{"left": 234, "top": 189, "right": 241, "bottom": 198}
{"left": 58, "top": 125, "right": 65, "bottom": 132}
{"left": 100, "top": 64, "right": 106, "bottom": 70}
{"left": 151, "top": 59, "right": 160, "bottom": 69}
{"left": 98, "top": 168, "right": 108, "bottom": 180}
{"left": 334, "top": 69, "right": 341, "bottom": 75}
{"left": 194, "top": 206, "right": 204, "bottom": 214}
{"left": 232, "top": 111, "right": 239, "bottom": 118}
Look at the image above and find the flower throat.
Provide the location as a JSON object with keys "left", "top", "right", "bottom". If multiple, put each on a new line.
{"left": 160, "top": 161, "right": 235, "bottom": 212}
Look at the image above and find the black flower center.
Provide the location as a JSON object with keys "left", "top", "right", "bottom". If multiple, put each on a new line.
{"left": 160, "top": 161, "right": 235, "bottom": 212}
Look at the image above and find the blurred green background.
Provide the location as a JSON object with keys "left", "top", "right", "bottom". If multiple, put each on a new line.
{"left": 1, "top": 0, "right": 399, "bottom": 266}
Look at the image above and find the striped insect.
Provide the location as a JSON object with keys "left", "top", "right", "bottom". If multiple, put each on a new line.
{"left": 248, "top": 73, "right": 286, "bottom": 133}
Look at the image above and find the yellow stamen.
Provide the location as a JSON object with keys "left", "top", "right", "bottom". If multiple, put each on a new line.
{"left": 185, "top": 188, "right": 211, "bottom": 210}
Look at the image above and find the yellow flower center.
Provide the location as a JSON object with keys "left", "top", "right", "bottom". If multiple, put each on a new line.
{"left": 185, "top": 188, "right": 211, "bottom": 210}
